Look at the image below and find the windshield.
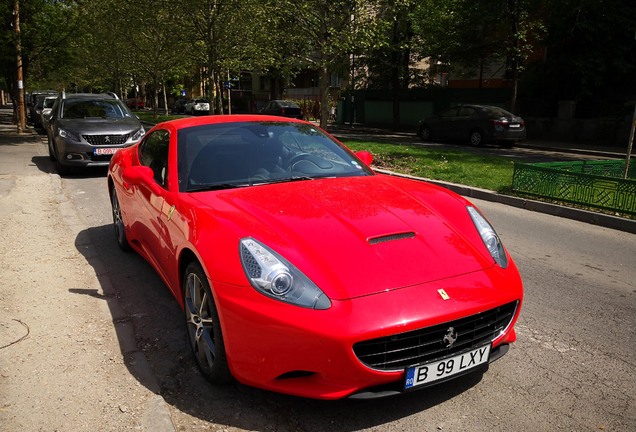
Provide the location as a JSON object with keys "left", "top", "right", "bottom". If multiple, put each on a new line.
{"left": 62, "top": 99, "right": 130, "bottom": 119}
{"left": 178, "top": 121, "right": 373, "bottom": 192}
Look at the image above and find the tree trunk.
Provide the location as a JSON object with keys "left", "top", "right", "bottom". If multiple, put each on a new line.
{"left": 319, "top": 65, "right": 330, "bottom": 129}
{"left": 162, "top": 82, "right": 169, "bottom": 115}
{"left": 153, "top": 77, "right": 159, "bottom": 119}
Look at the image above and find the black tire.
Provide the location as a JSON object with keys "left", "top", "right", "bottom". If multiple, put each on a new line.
{"left": 110, "top": 186, "right": 131, "bottom": 251}
{"left": 47, "top": 136, "right": 56, "bottom": 161}
{"left": 54, "top": 158, "right": 71, "bottom": 176}
{"left": 469, "top": 129, "right": 484, "bottom": 147}
{"left": 419, "top": 125, "right": 432, "bottom": 141}
{"left": 183, "top": 262, "right": 232, "bottom": 384}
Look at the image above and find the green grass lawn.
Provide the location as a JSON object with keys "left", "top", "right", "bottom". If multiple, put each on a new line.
{"left": 135, "top": 111, "right": 181, "bottom": 124}
{"left": 343, "top": 139, "right": 515, "bottom": 192}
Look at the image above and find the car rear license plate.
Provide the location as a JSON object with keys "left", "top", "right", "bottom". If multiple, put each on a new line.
{"left": 94, "top": 147, "right": 119, "bottom": 155}
{"left": 404, "top": 344, "right": 491, "bottom": 390}
{"left": 509, "top": 124, "right": 520, "bottom": 128}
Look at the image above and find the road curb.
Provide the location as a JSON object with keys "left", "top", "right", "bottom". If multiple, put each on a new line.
{"left": 377, "top": 169, "right": 636, "bottom": 234}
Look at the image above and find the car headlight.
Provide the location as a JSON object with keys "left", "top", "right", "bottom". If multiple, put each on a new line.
{"left": 58, "top": 128, "right": 80, "bottom": 142}
{"left": 240, "top": 238, "right": 331, "bottom": 309}
{"left": 132, "top": 127, "right": 145, "bottom": 141}
{"left": 467, "top": 206, "right": 508, "bottom": 269}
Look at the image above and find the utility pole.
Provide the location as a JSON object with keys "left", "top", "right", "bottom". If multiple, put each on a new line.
{"left": 14, "top": 0, "right": 26, "bottom": 133}
{"left": 624, "top": 102, "right": 635, "bottom": 179}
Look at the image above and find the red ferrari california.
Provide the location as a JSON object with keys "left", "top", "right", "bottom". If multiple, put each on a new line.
{"left": 107, "top": 115, "right": 523, "bottom": 400}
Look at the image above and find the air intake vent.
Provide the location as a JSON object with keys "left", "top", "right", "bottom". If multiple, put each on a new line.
{"left": 368, "top": 232, "right": 415, "bottom": 245}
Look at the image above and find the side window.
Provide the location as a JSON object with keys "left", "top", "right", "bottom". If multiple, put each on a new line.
{"left": 49, "top": 98, "right": 61, "bottom": 120}
{"left": 139, "top": 130, "right": 170, "bottom": 188}
{"left": 439, "top": 108, "right": 457, "bottom": 118}
{"left": 457, "top": 107, "right": 473, "bottom": 117}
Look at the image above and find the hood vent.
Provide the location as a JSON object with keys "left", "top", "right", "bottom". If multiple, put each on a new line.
{"left": 368, "top": 231, "right": 416, "bottom": 245}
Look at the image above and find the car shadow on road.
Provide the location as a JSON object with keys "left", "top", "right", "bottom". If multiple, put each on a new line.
{"left": 74, "top": 223, "right": 485, "bottom": 430}
{"left": 31, "top": 155, "right": 110, "bottom": 178}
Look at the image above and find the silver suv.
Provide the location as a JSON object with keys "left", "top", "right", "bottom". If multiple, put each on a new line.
{"left": 47, "top": 93, "right": 145, "bottom": 175}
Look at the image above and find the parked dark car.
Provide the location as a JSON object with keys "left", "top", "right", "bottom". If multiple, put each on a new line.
{"left": 27, "top": 90, "right": 57, "bottom": 125}
{"left": 418, "top": 104, "right": 526, "bottom": 147}
{"left": 32, "top": 93, "right": 58, "bottom": 128}
{"left": 172, "top": 98, "right": 188, "bottom": 114}
{"left": 46, "top": 92, "right": 145, "bottom": 175}
{"left": 260, "top": 100, "right": 304, "bottom": 119}
{"left": 38, "top": 96, "right": 58, "bottom": 130}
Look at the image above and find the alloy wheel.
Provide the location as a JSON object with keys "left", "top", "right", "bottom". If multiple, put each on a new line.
{"left": 184, "top": 263, "right": 231, "bottom": 383}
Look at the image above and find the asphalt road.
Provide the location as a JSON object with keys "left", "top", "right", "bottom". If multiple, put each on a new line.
{"left": 2, "top": 117, "right": 635, "bottom": 431}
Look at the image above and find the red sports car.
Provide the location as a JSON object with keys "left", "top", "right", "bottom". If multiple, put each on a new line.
{"left": 107, "top": 115, "right": 523, "bottom": 400}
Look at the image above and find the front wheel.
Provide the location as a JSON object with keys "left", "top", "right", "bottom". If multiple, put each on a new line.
{"left": 184, "top": 262, "right": 232, "bottom": 384}
{"left": 47, "top": 136, "right": 56, "bottom": 161}
{"left": 54, "top": 158, "right": 71, "bottom": 176}
{"left": 469, "top": 129, "right": 484, "bottom": 147}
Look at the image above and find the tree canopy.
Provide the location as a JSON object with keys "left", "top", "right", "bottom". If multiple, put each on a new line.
{"left": 2, "top": 0, "right": 635, "bottom": 121}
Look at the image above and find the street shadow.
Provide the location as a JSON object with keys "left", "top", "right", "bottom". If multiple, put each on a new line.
{"left": 73, "top": 223, "right": 486, "bottom": 430}
{"left": 31, "top": 155, "right": 109, "bottom": 178}
{"left": 31, "top": 155, "right": 56, "bottom": 174}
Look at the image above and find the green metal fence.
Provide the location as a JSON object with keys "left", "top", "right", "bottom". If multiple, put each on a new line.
{"left": 511, "top": 160, "right": 636, "bottom": 215}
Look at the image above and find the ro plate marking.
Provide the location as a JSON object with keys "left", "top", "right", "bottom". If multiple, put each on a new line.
{"left": 404, "top": 344, "right": 491, "bottom": 389}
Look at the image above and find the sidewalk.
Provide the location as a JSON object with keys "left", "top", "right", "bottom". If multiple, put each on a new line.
{"left": 0, "top": 108, "right": 41, "bottom": 142}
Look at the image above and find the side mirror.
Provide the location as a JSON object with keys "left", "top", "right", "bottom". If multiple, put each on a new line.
{"left": 355, "top": 150, "right": 373, "bottom": 167}
{"left": 122, "top": 165, "right": 162, "bottom": 195}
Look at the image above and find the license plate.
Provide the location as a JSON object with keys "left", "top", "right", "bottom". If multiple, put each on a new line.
{"left": 404, "top": 344, "right": 491, "bottom": 390}
{"left": 94, "top": 147, "right": 119, "bottom": 155}
{"left": 509, "top": 124, "right": 520, "bottom": 128}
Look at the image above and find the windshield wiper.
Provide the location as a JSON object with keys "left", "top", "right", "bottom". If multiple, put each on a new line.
{"left": 250, "top": 175, "right": 315, "bottom": 186}
{"left": 188, "top": 182, "right": 249, "bottom": 192}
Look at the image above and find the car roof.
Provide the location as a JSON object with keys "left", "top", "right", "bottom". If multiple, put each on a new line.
{"left": 61, "top": 92, "right": 119, "bottom": 101}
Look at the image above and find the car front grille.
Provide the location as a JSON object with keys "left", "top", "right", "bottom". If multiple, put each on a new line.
{"left": 352, "top": 301, "right": 518, "bottom": 371}
{"left": 83, "top": 134, "right": 130, "bottom": 145}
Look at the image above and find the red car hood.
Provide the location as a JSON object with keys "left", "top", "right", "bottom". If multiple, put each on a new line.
{"left": 191, "top": 175, "right": 496, "bottom": 300}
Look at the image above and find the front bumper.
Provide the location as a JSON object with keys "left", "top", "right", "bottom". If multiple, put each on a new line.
{"left": 213, "top": 266, "right": 522, "bottom": 400}
{"left": 54, "top": 138, "right": 134, "bottom": 168}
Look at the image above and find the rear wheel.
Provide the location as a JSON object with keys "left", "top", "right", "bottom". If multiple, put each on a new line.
{"left": 419, "top": 125, "right": 432, "bottom": 141}
{"left": 184, "top": 262, "right": 232, "bottom": 384}
{"left": 469, "top": 129, "right": 484, "bottom": 147}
